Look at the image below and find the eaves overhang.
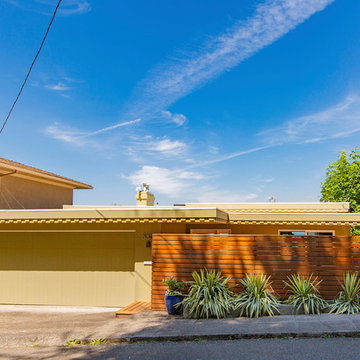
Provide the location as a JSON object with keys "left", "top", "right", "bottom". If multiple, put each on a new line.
{"left": 0, "top": 207, "right": 228, "bottom": 224}
{"left": 228, "top": 212, "right": 360, "bottom": 226}
{"left": 0, "top": 159, "right": 92, "bottom": 190}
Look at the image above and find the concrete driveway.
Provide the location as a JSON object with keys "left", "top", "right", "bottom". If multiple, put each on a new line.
{"left": 0, "top": 304, "right": 178, "bottom": 348}
{"left": 0, "top": 305, "right": 122, "bottom": 347}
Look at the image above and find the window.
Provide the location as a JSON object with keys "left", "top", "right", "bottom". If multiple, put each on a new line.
{"left": 190, "top": 229, "right": 232, "bottom": 235}
{"left": 306, "top": 231, "right": 334, "bottom": 236}
{"left": 279, "top": 231, "right": 306, "bottom": 236}
{"left": 279, "top": 230, "right": 334, "bottom": 236}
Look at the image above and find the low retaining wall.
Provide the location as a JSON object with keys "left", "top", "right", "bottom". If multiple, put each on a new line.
{"left": 151, "top": 234, "right": 360, "bottom": 310}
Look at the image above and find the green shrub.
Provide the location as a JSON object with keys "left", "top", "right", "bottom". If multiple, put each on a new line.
{"left": 330, "top": 272, "right": 360, "bottom": 314}
{"left": 284, "top": 274, "right": 327, "bottom": 314}
{"left": 181, "top": 269, "right": 234, "bottom": 319}
{"left": 232, "top": 273, "right": 280, "bottom": 318}
{"left": 162, "top": 276, "right": 186, "bottom": 296}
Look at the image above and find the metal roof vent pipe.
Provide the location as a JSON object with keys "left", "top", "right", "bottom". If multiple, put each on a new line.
{"left": 136, "top": 183, "right": 155, "bottom": 206}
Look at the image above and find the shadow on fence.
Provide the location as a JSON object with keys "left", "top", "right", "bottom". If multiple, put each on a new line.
{"left": 151, "top": 234, "right": 360, "bottom": 310}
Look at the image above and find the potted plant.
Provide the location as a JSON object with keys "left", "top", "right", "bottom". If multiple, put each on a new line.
{"left": 162, "top": 276, "right": 185, "bottom": 315}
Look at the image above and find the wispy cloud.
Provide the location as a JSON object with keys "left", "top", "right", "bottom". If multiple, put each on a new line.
{"left": 82, "top": 119, "right": 141, "bottom": 138}
{"left": 45, "top": 118, "right": 141, "bottom": 146}
{"left": 45, "top": 123, "right": 85, "bottom": 146}
{"left": 126, "top": 165, "right": 203, "bottom": 197}
{"left": 186, "top": 145, "right": 273, "bottom": 169}
{"left": 118, "top": 0, "right": 334, "bottom": 125}
{"left": 126, "top": 94, "right": 360, "bottom": 195}
{"left": 125, "top": 136, "right": 188, "bottom": 161}
{"left": 39, "top": 77, "right": 82, "bottom": 95}
{"left": 6, "top": 0, "right": 91, "bottom": 15}
{"left": 264, "top": 178, "right": 274, "bottom": 183}
{"left": 44, "top": 82, "right": 72, "bottom": 91}
{"left": 258, "top": 95, "right": 360, "bottom": 145}
{"left": 160, "top": 110, "right": 187, "bottom": 126}
{"left": 135, "top": 95, "right": 352, "bottom": 172}
{"left": 126, "top": 164, "right": 259, "bottom": 201}
{"left": 49, "top": 0, "right": 333, "bottom": 139}
{"left": 185, "top": 94, "right": 360, "bottom": 169}
{"left": 151, "top": 138, "right": 187, "bottom": 155}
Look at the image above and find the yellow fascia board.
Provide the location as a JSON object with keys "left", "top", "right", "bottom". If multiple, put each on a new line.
{"left": 185, "top": 202, "right": 350, "bottom": 213}
{"left": 228, "top": 212, "right": 360, "bottom": 225}
{"left": 0, "top": 207, "right": 228, "bottom": 222}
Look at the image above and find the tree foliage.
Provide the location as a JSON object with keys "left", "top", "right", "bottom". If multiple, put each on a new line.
{"left": 321, "top": 148, "right": 360, "bottom": 235}
{"left": 321, "top": 148, "right": 360, "bottom": 212}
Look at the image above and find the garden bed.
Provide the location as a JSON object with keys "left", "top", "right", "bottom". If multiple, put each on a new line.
{"left": 182, "top": 303, "right": 334, "bottom": 319}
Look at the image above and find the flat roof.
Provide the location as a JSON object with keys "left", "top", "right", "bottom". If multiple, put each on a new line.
{"left": 0, "top": 205, "right": 358, "bottom": 226}
{"left": 184, "top": 202, "right": 350, "bottom": 213}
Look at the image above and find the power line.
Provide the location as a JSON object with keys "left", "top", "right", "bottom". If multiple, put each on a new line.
{"left": 0, "top": 0, "right": 62, "bottom": 136}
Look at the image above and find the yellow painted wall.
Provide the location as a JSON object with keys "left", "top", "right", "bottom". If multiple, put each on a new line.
{"left": 0, "top": 232, "right": 135, "bottom": 307}
{"left": 0, "top": 222, "right": 155, "bottom": 307}
{"left": 0, "top": 176, "right": 73, "bottom": 209}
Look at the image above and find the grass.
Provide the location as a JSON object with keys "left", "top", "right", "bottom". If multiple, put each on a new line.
{"left": 90, "top": 338, "right": 106, "bottom": 346}
{"left": 194, "top": 337, "right": 205, "bottom": 343}
{"left": 65, "top": 338, "right": 81, "bottom": 347}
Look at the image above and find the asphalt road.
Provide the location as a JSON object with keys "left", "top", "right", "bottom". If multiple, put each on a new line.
{"left": 2, "top": 337, "right": 360, "bottom": 360}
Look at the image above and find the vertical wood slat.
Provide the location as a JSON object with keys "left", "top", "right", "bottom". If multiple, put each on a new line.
{"left": 151, "top": 235, "right": 360, "bottom": 310}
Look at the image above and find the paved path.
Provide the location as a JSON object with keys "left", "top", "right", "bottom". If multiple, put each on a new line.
{"left": 1, "top": 338, "right": 360, "bottom": 360}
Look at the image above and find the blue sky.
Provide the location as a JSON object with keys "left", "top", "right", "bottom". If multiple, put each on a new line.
{"left": 1, "top": 0, "right": 360, "bottom": 205}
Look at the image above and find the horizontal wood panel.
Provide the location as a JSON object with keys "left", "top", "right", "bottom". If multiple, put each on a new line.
{"left": 153, "top": 257, "right": 356, "bottom": 264}
{"left": 153, "top": 248, "right": 358, "bottom": 254}
{"left": 151, "top": 234, "right": 360, "bottom": 310}
{"left": 152, "top": 266, "right": 354, "bottom": 273}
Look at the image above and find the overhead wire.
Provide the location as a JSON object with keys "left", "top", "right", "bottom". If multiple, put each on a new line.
{"left": 0, "top": 0, "right": 62, "bottom": 135}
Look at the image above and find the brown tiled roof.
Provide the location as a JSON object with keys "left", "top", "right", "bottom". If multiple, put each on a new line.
{"left": 0, "top": 157, "right": 92, "bottom": 189}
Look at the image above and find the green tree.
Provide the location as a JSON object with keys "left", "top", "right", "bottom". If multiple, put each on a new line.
{"left": 321, "top": 148, "right": 360, "bottom": 235}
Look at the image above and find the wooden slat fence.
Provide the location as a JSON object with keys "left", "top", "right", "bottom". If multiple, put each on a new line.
{"left": 151, "top": 234, "right": 360, "bottom": 310}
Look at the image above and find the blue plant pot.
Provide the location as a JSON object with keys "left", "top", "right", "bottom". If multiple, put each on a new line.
{"left": 165, "top": 295, "right": 183, "bottom": 315}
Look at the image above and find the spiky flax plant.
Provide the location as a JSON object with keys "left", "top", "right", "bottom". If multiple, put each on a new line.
{"left": 232, "top": 273, "right": 280, "bottom": 318}
{"left": 284, "top": 274, "right": 327, "bottom": 314}
{"left": 181, "top": 269, "right": 234, "bottom": 319}
{"left": 330, "top": 272, "right": 360, "bottom": 314}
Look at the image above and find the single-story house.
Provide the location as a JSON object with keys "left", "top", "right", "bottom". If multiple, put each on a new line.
{"left": 0, "top": 159, "right": 359, "bottom": 308}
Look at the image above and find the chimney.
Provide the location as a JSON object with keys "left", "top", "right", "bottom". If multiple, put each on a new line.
{"left": 136, "top": 183, "right": 155, "bottom": 206}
